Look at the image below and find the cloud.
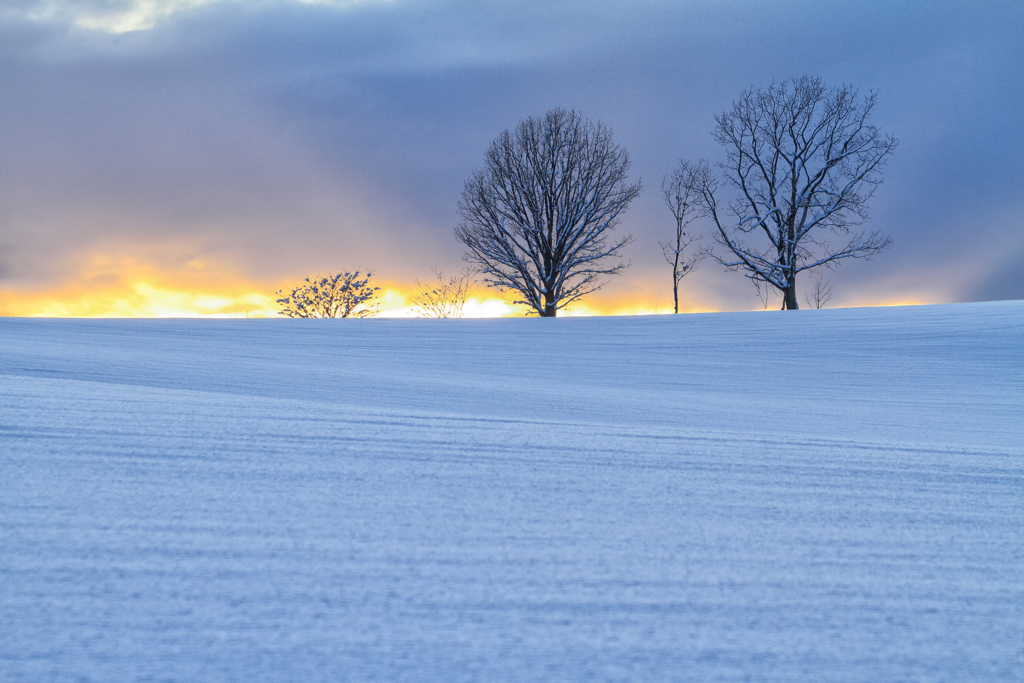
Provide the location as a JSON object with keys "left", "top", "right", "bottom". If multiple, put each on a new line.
{"left": 0, "top": 0, "right": 1022, "bottom": 316}
{"left": 7, "top": 0, "right": 391, "bottom": 33}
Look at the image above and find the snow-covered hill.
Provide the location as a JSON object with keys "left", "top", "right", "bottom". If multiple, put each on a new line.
{"left": 2, "top": 302, "right": 1022, "bottom": 681}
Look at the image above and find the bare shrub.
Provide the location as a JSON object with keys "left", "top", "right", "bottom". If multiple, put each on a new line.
{"left": 411, "top": 268, "right": 475, "bottom": 318}
{"left": 276, "top": 271, "right": 380, "bottom": 318}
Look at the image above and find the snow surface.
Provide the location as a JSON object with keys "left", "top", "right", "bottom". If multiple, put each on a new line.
{"left": 1, "top": 301, "right": 1022, "bottom": 682}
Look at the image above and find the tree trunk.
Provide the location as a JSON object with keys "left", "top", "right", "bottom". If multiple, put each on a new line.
{"left": 783, "top": 276, "right": 799, "bottom": 310}
{"left": 672, "top": 277, "right": 679, "bottom": 314}
{"left": 542, "top": 294, "right": 557, "bottom": 317}
{"left": 783, "top": 216, "right": 799, "bottom": 310}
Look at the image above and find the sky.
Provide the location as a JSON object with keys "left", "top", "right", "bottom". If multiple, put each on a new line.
{"left": 0, "top": 0, "right": 1021, "bottom": 316}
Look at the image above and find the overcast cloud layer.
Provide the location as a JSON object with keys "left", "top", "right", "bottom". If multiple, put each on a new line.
{"left": 1, "top": 0, "right": 1022, "bottom": 311}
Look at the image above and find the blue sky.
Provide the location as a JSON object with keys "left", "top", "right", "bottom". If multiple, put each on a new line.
{"left": 1, "top": 0, "right": 1021, "bottom": 313}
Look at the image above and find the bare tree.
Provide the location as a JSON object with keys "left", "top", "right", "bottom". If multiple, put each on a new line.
{"left": 804, "top": 271, "right": 834, "bottom": 309}
{"left": 411, "top": 268, "right": 475, "bottom": 318}
{"left": 276, "top": 271, "right": 380, "bottom": 318}
{"left": 455, "top": 108, "right": 640, "bottom": 317}
{"left": 698, "top": 75, "right": 898, "bottom": 309}
{"left": 661, "top": 161, "right": 707, "bottom": 313}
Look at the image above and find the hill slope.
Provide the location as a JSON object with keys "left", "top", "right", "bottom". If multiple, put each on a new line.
{"left": 2, "top": 302, "right": 1022, "bottom": 681}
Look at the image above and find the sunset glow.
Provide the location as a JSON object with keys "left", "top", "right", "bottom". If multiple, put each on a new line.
{"left": 0, "top": 257, "right": 730, "bottom": 318}
{"left": 0, "top": 256, "right": 275, "bottom": 318}
{"left": 0, "top": 277, "right": 658, "bottom": 319}
{"left": 0, "top": 254, "right": 939, "bottom": 319}
{"left": 0, "top": 255, "right": 527, "bottom": 318}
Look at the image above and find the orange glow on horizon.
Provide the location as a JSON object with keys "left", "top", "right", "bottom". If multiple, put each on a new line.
{"left": 0, "top": 255, "right": 529, "bottom": 319}
{"left": 0, "top": 254, "right": 937, "bottom": 319}
{"left": 0, "top": 275, "right": 726, "bottom": 319}
{"left": 0, "top": 256, "right": 279, "bottom": 318}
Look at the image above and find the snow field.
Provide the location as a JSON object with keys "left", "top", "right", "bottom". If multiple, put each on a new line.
{"left": 1, "top": 301, "right": 1022, "bottom": 681}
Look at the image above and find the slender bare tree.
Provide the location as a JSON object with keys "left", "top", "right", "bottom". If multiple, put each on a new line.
{"left": 699, "top": 76, "right": 898, "bottom": 309}
{"left": 276, "top": 271, "right": 380, "bottom": 318}
{"left": 804, "top": 271, "right": 834, "bottom": 309}
{"left": 411, "top": 268, "right": 475, "bottom": 318}
{"left": 455, "top": 108, "right": 640, "bottom": 317}
{"left": 661, "top": 160, "right": 708, "bottom": 313}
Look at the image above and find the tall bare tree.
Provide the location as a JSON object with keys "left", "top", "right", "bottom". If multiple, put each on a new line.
{"left": 455, "top": 108, "right": 640, "bottom": 317}
{"left": 699, "top": 76, "right": 898, "bottom": 309}
{"left": 276, "top": 271, "right": 380, "bottom": 318}
{"left": 661, "top": 160, "right": 707, "bottom": 313}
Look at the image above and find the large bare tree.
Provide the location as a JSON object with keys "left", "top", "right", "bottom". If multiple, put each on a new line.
{"left": 699, "top": 76, "right": 898, "bottom": 309}
{"left": 455, "top": 108, "right": 640, "bottom": 317}
{"left": 661, "top": 160, "right": 707, "bottom": 313}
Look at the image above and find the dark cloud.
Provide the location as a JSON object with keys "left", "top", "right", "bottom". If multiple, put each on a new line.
{"left": 971, "top": 263, "right": 1024, "bottom": 303}
{"left": 1, "top": 0, "right": 1021, "bottom": 307}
